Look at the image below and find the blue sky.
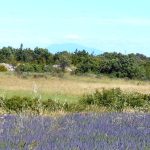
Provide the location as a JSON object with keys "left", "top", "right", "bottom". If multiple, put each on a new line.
{"left": 0, "top": 0, "right": 150, "bottom": 55}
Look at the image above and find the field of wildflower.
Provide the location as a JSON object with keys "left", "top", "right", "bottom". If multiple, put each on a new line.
{"left": 0, "top": 112, "right": 150, "bottom": 150}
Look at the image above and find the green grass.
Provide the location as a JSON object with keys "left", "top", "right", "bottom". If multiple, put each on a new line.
{"left": 0, "top": 89, "right": 79, "bottom": 103}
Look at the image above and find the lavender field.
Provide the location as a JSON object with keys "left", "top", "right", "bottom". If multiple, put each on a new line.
{"left": 0, "top": 113, "right": 150, "bottom": 150}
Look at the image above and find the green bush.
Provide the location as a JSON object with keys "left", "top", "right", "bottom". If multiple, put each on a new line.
{"left": 0, "top": 65, "right": 7, "bottom": 72}
{"left": 0, "top": 96, "right": 40, "bottom": 113}
{"left": 80, "top": 88, "right": 150, "bottom": 111}
{"left": 81, "top": 88, "right": 126, "bottom": 111}
{"left": 15, "top": 64, "right": 45, "bottom": 73}
{"left": 42, "top": 99, "right": 62, "bottom": 111}
{"left": 16, "top": 64, "right": 34, "bottom": 72}
{"left": 1, "top": 96, "right": 25, "bottom": 112}
{"left": 126, "top": 93, "right": 147, "bottom": 108}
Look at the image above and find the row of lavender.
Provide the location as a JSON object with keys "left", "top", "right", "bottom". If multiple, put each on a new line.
{"left": 0, "top": 113, "right": 150, "bottom": 150}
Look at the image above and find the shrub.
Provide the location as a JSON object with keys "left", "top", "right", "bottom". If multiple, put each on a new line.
{"left": 126, "top": 93, "right": 147, "bottom": 108}
{"left": 80, "top": 94, "right": 94, "bottom": 105}
{"left": 80, "top": 88, "right": 150, "bottom": 111}
{"left": 16, "top": 64, "right": 34, "bottom": 72}
{"left": 0, "top": 65, "right": 7, "bottom": 72}
{"left": 15, "top": 64, "right": 45, "bottom": 73}
{"left": 0, "top": 96, "right": 40, "bottom": 113}
{"left": 1, "top": 96, "right": 25, "bottom": 112}
{"left": 80, "top": 88, "right": 125, "bottom": 111}
{"left": 44, "top": 65, "right": 53, "bottom": 72}
{"left": 50, "top": 68, "right": 65, "bottom": 78}
{"left": 42, "top": 99, "right": 61, "bottom": 111}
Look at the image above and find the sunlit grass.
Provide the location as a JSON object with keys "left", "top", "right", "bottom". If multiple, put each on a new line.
{"left": 0, "top": 89, "right": 79, "bottom": 103}
{"left": 0, "top": 73, "right": 150, "bottom": 103}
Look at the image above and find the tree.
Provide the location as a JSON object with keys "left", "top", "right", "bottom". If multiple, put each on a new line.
{"left": 54, "top": 51, "right": 71, "bottom": 71}
{"left": 20, "top": 43, "right": 23, "bottom": 50}
{"left": 0, "top": 47, "right": 14, "bottom": 63}
{"left": 99, "top": 53, "right": 145, "bottom": 79}
{"left": 34, "top": 47, "right": 50, "bottom": 64}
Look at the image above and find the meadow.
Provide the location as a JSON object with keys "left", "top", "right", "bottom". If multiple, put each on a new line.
{"left": 0, "top": 72, "right": 150, "bottom": 103}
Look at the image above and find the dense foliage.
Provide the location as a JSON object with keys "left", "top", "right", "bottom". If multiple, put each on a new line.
{"left": 0, "top": 113, "right": 150, "bottom": 149}
{"left": 0, "top": 44, "right": 150, "bottom": 79}
{"left": 80, "top": 88, "right": 150, "bottom": 112}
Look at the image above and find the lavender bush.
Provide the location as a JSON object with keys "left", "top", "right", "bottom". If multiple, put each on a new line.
{"left": 0, "top": 113, "right": 150, "bottom": 150}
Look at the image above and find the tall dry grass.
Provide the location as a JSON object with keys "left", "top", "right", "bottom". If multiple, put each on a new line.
{"left": 0, "top": 73, "right": 150, "bottom": 102}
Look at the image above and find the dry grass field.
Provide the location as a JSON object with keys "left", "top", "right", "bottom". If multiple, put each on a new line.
{"left": 0, "top": 73, "right": 150, "bottom": 103}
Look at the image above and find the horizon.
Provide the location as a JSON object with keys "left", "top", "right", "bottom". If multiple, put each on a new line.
{"left": 1, "top": 42, "right": 150, "bottom": 57}
{"left": 0, "top": 0, "right": 150, "bottom": 56}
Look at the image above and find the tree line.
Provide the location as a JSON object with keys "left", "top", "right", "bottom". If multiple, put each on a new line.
{"left": 0, "top": 44, "right": 150, "bottom": 80}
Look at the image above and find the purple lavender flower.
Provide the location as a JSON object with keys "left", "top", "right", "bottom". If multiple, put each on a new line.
{"left": 0, "top": 113, "right": 150, "bottom": 150}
